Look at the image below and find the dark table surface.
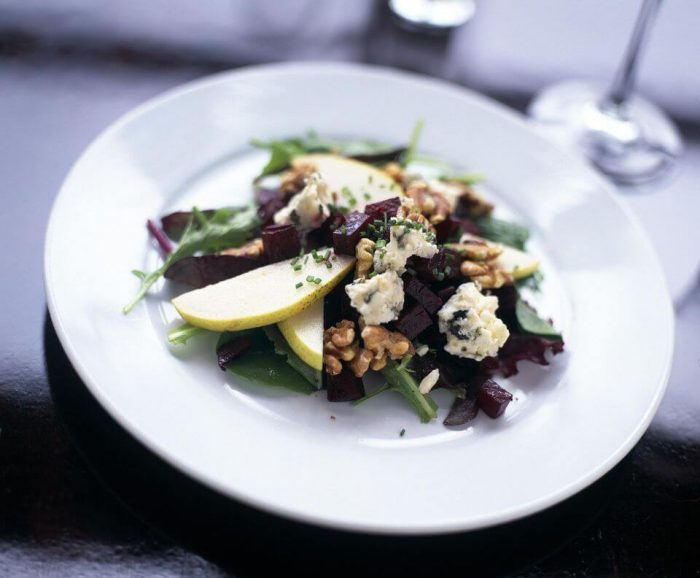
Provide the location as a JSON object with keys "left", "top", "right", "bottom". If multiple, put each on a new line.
{"left": 1, "top": 2, "right": 698, "bottom": 576}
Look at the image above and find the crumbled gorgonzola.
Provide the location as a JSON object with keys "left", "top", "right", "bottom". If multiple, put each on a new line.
{"left": 345, "top": 270, "right": 404, "bottom": 325}
{"left": 437, "top": 282, "right": 509, "bottom": 361}
{"left": 274, "top": 172, "right": 331, "bottom": 230}
{"left": 373, "top": 223, "right": 438, "bottom": 273}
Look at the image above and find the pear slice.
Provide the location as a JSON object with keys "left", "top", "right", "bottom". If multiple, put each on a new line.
{"left": 459, "top": 233, "right": 540, "bottom": 280}
{"left": 172, "top": 253, "right": 354, "bottom": 332}
{"left": 293, "top": 154, "right": 402, "bottom": 212}
{"left": 278, "top": 299, "right": 323, "bottom": 370}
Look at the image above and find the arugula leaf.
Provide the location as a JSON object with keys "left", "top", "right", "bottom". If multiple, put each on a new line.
{"left": 401, "top": 119, "right": 424, "bottom": 168}
{"left": 263, "top": 325, "right": 322, "bottom": 389}
{"left": 381, "top": 357, "right": 438, "bottom": 423}
{"left": 476, "top": 216, "right": 530, "bottom": 251}
{"left": 515, "top": 299, "right": 562, "bottom": 340}
{"left": 217, "top": 330, "right": 316, "bottom": 395}
{"left": 167, "top": 323, "right": 208, "bottom": 345}
{"left": 123, "top": 204, "right": 259, "bottom": 314}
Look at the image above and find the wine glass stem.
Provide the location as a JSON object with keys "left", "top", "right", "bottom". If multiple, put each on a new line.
{"left": 605, "top": 0, "right": 663, "bottom": 107}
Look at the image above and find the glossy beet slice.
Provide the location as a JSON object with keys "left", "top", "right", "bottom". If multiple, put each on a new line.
{"left": 444, "top": 396, "right": 479, "bottom": 426}
{"left": 393, "top": 301, "right": 433, "bottom": 340}
{"left": 216, "top": 335, "right": 253, "bottom": 370}
{"left": 364, "top": 197, "right": 401, "bottom": 221}
{"left": 325, "top": 367, "right": 365, "bottom": 402}
{"left": 262, "top": 224, "right": 301, "bottom": 263}
{"left": 412, "top": 248, "right": 462, "bottom": 283}
{"left": 477, "top": 380, "right": 513, "bottom": 418}
{"left": 403, "top": 275, "right": 443, "bottom": 315}
{"left": 436, "top": 285, "right": 456, "bottom": 303}
{"left": 164, "top": 255, "right": 262, "bottom": 288}
{"left": 434, "top": 217, "right": 461, "bottom": 244}
{"left": 332, "top": 211, "right": 371, "bottom": 256}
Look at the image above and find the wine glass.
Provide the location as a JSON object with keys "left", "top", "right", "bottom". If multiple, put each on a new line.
{"left": 528, "top": 0, "right": 683, "bottom": 186}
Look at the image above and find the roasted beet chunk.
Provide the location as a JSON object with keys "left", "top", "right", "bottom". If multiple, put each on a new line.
{"left": 444, "top": 396, "right": 479, "bottom": 426}
{"left": 437, "top": 286, "right": 456, "bottom": 303}
{"left": 403, "top": 275, "right": 443, "bottom": 315}
{"left": 364, "top": 197, "right": 401, "bottom": 221}
{"left": 434, "top": 216, "right": 481, "bottom": 243}
{"left": 412, "top": 248, "right": 461, "bottom": 283}
{"left": 325, "top": 367, "right": 365, "bottom": 402}
{"left": 332, "top": 211, "right": 371, "bottom": 255}
{"left": 477, "top": 380, "right": 513, "bottom": 418}
{"left": 393, "top": 301, "right": 433, "bottom": 340}
{"left": 216, "top": 336, "right": 253, "bottom": 370}
{"left": 262, "top": 224, "right": 301, "bottom": 263}
{"left": 165, "top": 255, "right": 262, "bottom": 288}
{"left": 256, "top": 189, "right": 288, "bottom": 227}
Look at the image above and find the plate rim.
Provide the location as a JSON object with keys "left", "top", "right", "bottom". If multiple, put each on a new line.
{"left": 44, "top": 61, "right": 675, "bottom": 535}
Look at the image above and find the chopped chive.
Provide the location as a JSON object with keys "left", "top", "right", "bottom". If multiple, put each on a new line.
{"left": 295, "top": 282, "right": 303, "bottom": 289}
{"left": 293, "top": 263, "right": 303, "bottom": 271}
{"left": 405, "top": 267, "right": 416, "bottom": 276}
{"left": 306, "top": 275, "right": 315, "bottom": 283}
{"left": 375, "top": 239, "right": 386, "bottom": 248}
{"left": 368, "top": 271, "right": 377, "bottom": 278}
{"left": 326, "top": 261, "right": 332, "bottom": 269}
{"left": 432, "top": 267, "right": 439, "bottom": 276}
{"left": 340, "top": 224, "right": 347, "bottom": 234}
{"left": 445, "top": 266, "right": 452, "bottom": 276}
{"left": 363, "top": 192, "right": 371, "bottom": 200}
{"left": 400, "top": 428, "right": 406, "bottom": 437}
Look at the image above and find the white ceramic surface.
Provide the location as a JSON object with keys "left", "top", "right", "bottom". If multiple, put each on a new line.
{"left": 44, "top": 63, "right": 674, "bottom": 534}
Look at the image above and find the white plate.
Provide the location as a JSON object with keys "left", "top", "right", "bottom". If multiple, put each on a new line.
{"left": 44, "top": 63, "right": 674, "bottom": 534}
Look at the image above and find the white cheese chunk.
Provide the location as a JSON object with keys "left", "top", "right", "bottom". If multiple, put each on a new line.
{"left": 418, "top": 369, "right": 440, "bottom": 394}
{"left": 437, "top": 282, "right": 509, "bottom": 361}
{"left": 345, "top": 270, "right": 404, "bottom": 325}
{"left": 274, "top": 172, "right": 331, "bottom": 230}
{"left": 373, "top": 223, "right": 438, "bottom": 274}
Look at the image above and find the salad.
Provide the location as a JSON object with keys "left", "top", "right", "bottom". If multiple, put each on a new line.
{"left": 125, "top": 123, "right": 564, "bottom": 427}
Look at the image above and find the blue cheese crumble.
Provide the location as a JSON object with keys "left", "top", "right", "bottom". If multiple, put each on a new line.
{"left": 345, "top": 270, "right": 404, "bottom": 325}
{"left": 274, "top": 172, "right": 332, "bottom": 230}
{"left": 373, "top": 222, "right": 438, "bottom": 274}
{"left": 437, "top": 282, "right": 509, "bottom": 360}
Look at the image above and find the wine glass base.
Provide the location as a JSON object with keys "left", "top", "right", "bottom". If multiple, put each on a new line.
{"left": 528, "top": 81, "right": 683, "bottom": 186}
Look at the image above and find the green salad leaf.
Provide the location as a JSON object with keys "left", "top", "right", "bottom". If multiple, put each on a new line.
{"left": 476, "top": 216, "right": 530, "bottom": 251}
{"left": 217, "top": 329, "right": 317, "bottom": 395}
{"left": 123, "top": 204, "right": 259, "bottom": 314}
{"left": 355, "top": 357, "right": 438, "bottom": 423}
{"left": 515, "top": 299, "right": 562, "bottom": 340}
{"left": 401, "top": 119, "right": 424, "bottom": 168}
{"left": 263, "top": 326, "right": 322, "bottom": 389}
{"left": 167, "top": 323, "right": 208, "bottom": 345}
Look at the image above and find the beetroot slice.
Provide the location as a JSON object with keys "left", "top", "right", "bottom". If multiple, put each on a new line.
{"left": 403, "top": 275, "right": 443, "bottom": 315}
{"left": 393, "top": 301, "right": 433, "bottom": 340}
{"left": 165, "top": 255, "right": 262, "bottom": 288}
{"left": 477, "top": 380, "right": 513, "bottom": 418}
{"left": 332, "top": 211, "right": 371, "bottom": 256}
{"left": 444, "top": 396, "right": 479, "bottom": 426}
{"left": 216, "top": 336, "right": 253, "bottom": 370}
{"left": 434, "top": 217, "right": 461, "bottom": 244}
{"left": 364, "top": 197, "right": 401, "bottom": 221}
{"left": 325, "top": 367, "right": 365, "bottom": 402}
{"left": 411, "top": 248, "right": 462, "bottom": 283}
{"left": 262, "top": 224, "right": 301, "bottom": 263}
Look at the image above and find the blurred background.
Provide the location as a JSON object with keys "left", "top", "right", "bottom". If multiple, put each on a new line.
{"left": 1, "top": 1, "right": 699, "bottom": 576}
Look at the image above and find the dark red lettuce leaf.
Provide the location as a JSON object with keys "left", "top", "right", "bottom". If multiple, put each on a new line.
{"left": 216, "top": 335, "right": 253, "bottom": 370}
{"left": 477, "top": 380, "right": 513, "bottom": 418}
{"left": 164, "top": 255, "right": 262, "bottom": 288}
{"left": 486, "top": 334, "right": 565, "bottom": 377}
{"left": 349, "top": 147, "right": 406, "bottom": 165}
{"left": 262, "top": 224, "right": 301, "bottom": 263}
{"left": 325, "top": 367, "right": 365, "bottom": 402}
